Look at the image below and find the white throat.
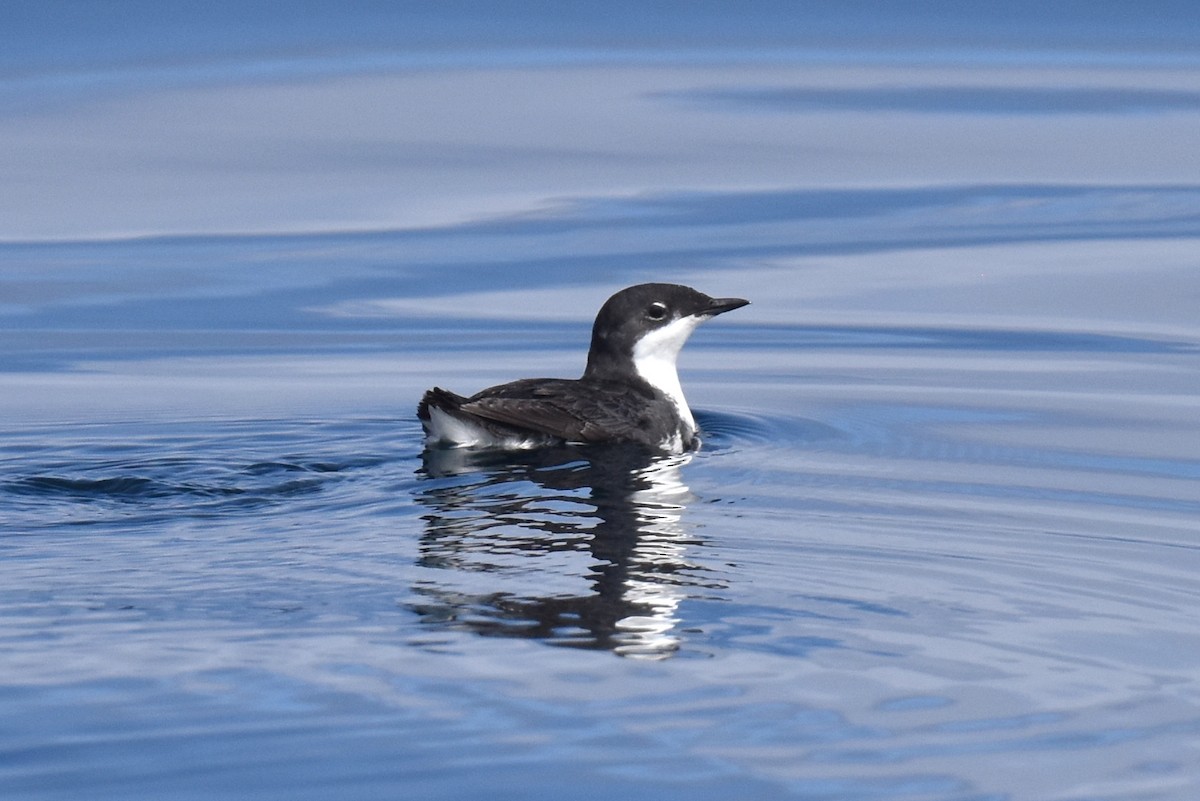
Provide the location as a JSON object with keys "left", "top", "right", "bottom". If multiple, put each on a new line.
{"left": 631, "top": 315, "right": 702, "bottom": 435}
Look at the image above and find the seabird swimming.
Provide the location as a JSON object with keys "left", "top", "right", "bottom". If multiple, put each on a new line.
{"left": 417, "top": 283, "right": 748, "bottom": 453}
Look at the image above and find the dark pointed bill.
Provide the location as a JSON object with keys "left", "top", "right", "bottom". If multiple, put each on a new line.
{"left": 703, "top": 296, "right": 750, "bottom": 316}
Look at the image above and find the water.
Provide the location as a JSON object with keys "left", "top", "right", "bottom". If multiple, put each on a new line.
{"left": 4, "top": 5, "right": 1200, "bottom": 800}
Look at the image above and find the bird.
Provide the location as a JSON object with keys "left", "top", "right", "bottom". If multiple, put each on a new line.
{"left": 417, "top": 283, "right": 749, "bottom": 453}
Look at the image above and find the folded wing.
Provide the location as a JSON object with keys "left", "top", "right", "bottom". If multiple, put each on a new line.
{"left": 419, "top": 379, "right": 655, "bottom": 445}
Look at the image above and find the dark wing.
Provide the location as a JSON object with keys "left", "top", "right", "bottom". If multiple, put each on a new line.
{"left": 461, "top": 379, "right": 656, "bottom": 444}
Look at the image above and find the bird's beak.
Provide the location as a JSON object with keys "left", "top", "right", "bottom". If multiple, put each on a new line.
{"left": 703, "top": 296, "right": 750, "bottom": 317}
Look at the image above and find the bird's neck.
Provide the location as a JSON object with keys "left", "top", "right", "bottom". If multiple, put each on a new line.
{"left": 583, "top": 346, "right": 695, "bottom": 435}
{"left": 633, "top": 350, "right": 694, "bottom": 435}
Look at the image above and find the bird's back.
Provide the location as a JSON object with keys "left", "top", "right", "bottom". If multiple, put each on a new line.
{"left": 418, "top": 377, "right": 691, "bottom": 450}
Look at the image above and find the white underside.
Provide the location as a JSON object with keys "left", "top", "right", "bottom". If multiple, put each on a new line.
{"left": 424, "top": 406, "right": 550, "bottom": 450}
{"left": 631, "top": 314, "right": 702, "bottom": 439}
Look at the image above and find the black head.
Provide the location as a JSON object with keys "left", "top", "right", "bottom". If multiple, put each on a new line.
{"left": 582, "top": 283, "right": 749, "bottom": 381}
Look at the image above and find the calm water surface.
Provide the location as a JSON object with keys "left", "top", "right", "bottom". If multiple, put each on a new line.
{"left": 3, "top": 5, "right": 1200, "bottom": 800}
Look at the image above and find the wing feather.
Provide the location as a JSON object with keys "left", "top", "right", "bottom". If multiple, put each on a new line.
{"left": 460, "top": 379, "right": 652, "bottom": 443}
{"left": 421, "top": 378, "right": 677, "bottom": 448}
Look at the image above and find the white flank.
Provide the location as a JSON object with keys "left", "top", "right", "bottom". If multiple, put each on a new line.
{"left": 425, "top": 406, "right": 545, "bottom": 449}
{"left": 631, "top": 314, "right": 703, "bottom": 437}
{"left": 425, "top": 406, "right": 487, "bottom": 447}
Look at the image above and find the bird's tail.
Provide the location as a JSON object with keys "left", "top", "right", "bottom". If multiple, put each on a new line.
{"left": 417, "top": 386, "right": 468, "bottom": 422}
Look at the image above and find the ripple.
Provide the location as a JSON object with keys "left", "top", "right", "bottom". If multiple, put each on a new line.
{"left": 695, "top": 408, "right": 843, "bottom": 450}
{"left": 5, "top": 475, "right": 244, "bottom": 501}
{"left": 0, "top": 421, "right": 389, "bottom": 525}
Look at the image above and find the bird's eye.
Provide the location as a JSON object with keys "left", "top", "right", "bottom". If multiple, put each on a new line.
{"left": 646, "top": 302, "right": 668, "bottom": 321}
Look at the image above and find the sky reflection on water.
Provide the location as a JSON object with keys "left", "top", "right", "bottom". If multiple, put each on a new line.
{"left": 4, "top": 2, "right": 1200, "bottom": 241}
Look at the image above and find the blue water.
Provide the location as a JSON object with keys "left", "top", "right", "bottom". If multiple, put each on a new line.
{"left": 3, "top": 5, "right": 1200, "bottom": 800}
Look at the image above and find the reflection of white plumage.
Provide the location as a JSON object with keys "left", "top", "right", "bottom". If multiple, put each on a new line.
{"left": 414, "top": 443, "right": 717, "bottom": 661}
{"left": 418, "top": 284, "right": 748, "bottom": 453}
{"left": 612, "top": 453, "right": 695, "bottom": 660}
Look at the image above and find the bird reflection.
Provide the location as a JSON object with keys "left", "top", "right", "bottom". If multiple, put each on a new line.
{"left": 412, "top": 444, "right": 720, "bottom": 659}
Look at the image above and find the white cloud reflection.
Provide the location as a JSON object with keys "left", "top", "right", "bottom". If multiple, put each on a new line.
{"left": 3, "top": 62, "right": 1199, "bottom": 240}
